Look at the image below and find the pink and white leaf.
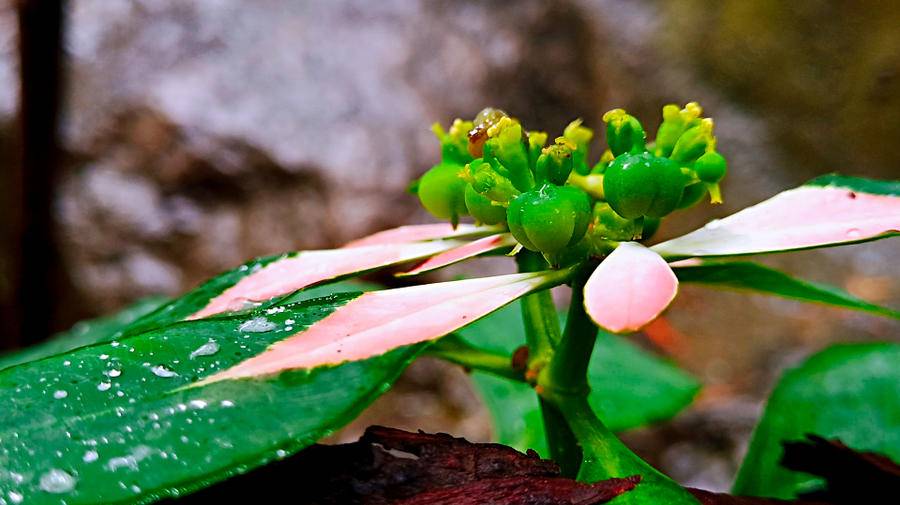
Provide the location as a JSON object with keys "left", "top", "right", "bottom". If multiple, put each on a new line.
{"left": 342, "top": 223, "right": 501, "bottom": 248}
{"left": 190, "top": 240, "right": 468, "bottom": 319}
{"left": 398, "top": 233, "right": 517, "bottom": 277}
{"left": 652, "top": 185, "right": 900, "bottom": 259}
{"left": 201, "top": 270, "right": 569, "bottom": 383}
{"left": 584, "top": 242, "right": 678, "bottom": 334}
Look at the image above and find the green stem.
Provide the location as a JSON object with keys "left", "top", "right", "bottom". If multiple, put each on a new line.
{"left": 426, "top": 334, "right": 522, "bottom": 382}
{"left": 541, "top": 265, "right": 597, "bottom": 397}
{"left": 515, "top": 251, "right": 560, "bottom": 366}
{"left": 515, "top": 250, "right": 581, "bottom": 475}
{"left": 555, "top": 395, "right": 698, "bottom": 504}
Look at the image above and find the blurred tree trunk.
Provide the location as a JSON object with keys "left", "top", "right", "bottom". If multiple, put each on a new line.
{"left": 1, "top": 0, "right": 73, "bottom": 350}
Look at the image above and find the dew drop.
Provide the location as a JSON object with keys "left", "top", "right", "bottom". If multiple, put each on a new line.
{"left": 53, "top": 390, "right": 68, "bottom": 399}
{"left": 99, "top": 354, "right": 109, "bottom": 360}
{"left": 107, "top": 369, "right": 122, "bottom": 378}
{"left": 97, "top": 382, "right": 112, "bottom": 392}
{"left": 8, "top": 491, "right": 23, "bottom": 504}
{"left": 189, "top": 400, "right": 208, "bottom": 409}
{"left": 190, "top": 340, "right": 219, "bottom": 360}
{"left": 220, "top": 400, "right": 235, "bottom": 408}
{"left": 106, "top": 445, "right": 152, "bottom": 472}
{"left": 151, "top": 365, "right": 178, "bottom": 378}
{"left": 39, "top": 469, "right": 76, "bottom": 494}
{"left": 238, "top": 317, "right": 277, "bottom": 333}
{"left": 83, "top": 450, "right": 99, "bottom": 463}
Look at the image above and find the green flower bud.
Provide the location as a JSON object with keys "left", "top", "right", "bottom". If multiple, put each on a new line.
{"left": 603, "top": 109, "right": 646, "bottom": 156}
{"left": 676, "top": 182, "right": 708, "bottom": 209}
{"left": 670, "top": 118, "right": 714, "bottom": 163}
{"left": 485, "top": 116, "right": 535, "bottom": 191}
{"left": 432, "top": 119, "right": 474, "bottom": 165}
{"left": 654, "top": 102, "right": 702, "bottom": 157}
{"left": 465, "top": 184, "right": 507, "bottom": 225}
{"left": 418, "top": 163, "right": 469, "bottom": 226}
{"left": 463, "top": 159, "right": 520, "bottom": 204}
{"left": 563, "top": 119, "right": 594, "bottom": 175}
{"left": 694, "top": 150, "right": 727, "bottom": 183}
{"left": 535, "top": 139, "right": 574, "bottom": 185}
{"left": 602, "top": 151, "right": 686, "bottom": 219}
{"left": 528, "top": 130, "right": 548, "bottom": 167}
{"left": 507, "top": 184, "right": 591, "bottom": 255}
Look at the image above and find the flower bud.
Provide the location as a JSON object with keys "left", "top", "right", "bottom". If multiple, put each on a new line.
{"left": 463, "top": 160, "right": 520, "bottom": 204}
{"left": 507, "top": 184, "right": 592, "bottom": 255}
{"left": 535, "top": 139, "right": 574, "bottom": 185}
{"left": 694, "top": 150, "right": 727, "bottom": 183}
{"left": 527, "top": 130, "right": 548, "bottom": 167}
{"left": 465, "top": 185, "right": 507, "bottom": 225}
{"left": 485, "top": 116, "right": 535, "bottom": 191}
{"left": 670, "top": 118, "right": 714, "bottom": 163}
{"left": 602, "top": 151, "right": 686, "bottom": 219}
{"left": 432, "top": 119, "right": 474, "bottom": 165}
{"left": 564, "top": 119, "right": 594, "bottom": 175}
{"left": 591, "top": 202, "right": 641, "bottom": 241}
{"left": 418, "top": 163, "right": 468, "bottom": 226}
{"left": 603, "top": 109, "right": 646, "bottom": 156}
{"left": 655, "top": 102, "right": 703, "bottom": 157}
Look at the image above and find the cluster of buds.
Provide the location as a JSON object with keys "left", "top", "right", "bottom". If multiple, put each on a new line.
{"left": 415, "top": 103, "right": 727, "bottom": 264}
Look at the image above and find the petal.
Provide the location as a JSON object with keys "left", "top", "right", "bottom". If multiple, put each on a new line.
{"left": 190, "top": 240, "right": 467, "bottom": 319}
{"left": 201, "top": 270, "right": 570, "bottom": 383}
{"left": 397, "top": 233, "right": 517, "bottom": 276}
{"left": 584, "top": 242, "right": 678, "bottom": 334}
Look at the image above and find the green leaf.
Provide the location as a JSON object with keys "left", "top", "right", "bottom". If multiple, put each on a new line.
{"left": 457, "top": 305, "right": 700, "bottom": 456}
{"left": 674, "top": 261, "right": 900, "bottom": 319}
{"left": 805, "top": 173, "right": 900, "bottom": 196}
{"left": 0, "top": 298, "right": 169, "bottom": 372}
{"left": 733, "top": 343, "right": 900, "bottom": 499}
{"left": 0, "top": 293, "right": 425, "bottom": 504}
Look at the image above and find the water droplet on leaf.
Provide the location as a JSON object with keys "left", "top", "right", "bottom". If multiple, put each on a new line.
{"left": 189, "top": 340, "right": 219, "bottom": 359}
{"left": 151, "top": 365, "right": 178, "bottom": 378}
{"left": 238, "top": 317, "right": 277, "bottom": 333}
{"left": 39, "top": 469, "right": 76, "bottom": 494}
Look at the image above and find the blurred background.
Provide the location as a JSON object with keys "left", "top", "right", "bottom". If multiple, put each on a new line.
{"left": 0, "top": 0, "right": 898, "bottom": 492}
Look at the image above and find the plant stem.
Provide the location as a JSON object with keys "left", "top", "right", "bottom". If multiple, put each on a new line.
{"left": 541, "top": 265, "right": 597, "bottom": 397}
{"left": 515, "top": 251, "right": 560, "bottom": 367}
{"left": 515, "top": 250, "right": 583, "bottom": 475}
{"left": 554, "top": 395, "right": 699, "bottom": 504}
{"left": 426, "top": 334, "right": 522, "bottom": 382}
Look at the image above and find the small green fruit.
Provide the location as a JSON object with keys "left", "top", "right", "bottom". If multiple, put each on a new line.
{"left": 602, "top": 152, "right": 686, "bottom": 219}
{"left": 418, "top": 163, "right": 468, "bottom": 225}
{"left": 507, "top": 184, "right": 591, "bottom": 254}
{"left": 464, "top": 184, "right": 507, "bottom": 225}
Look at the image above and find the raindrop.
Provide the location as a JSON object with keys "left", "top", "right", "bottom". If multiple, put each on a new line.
{"left": 276, "top": 449, "right": 287, "bottom": 458}
{"left": 846, "top": 228, "right": 861, "bottom": 239}
{"left": 83, "top": 450, "right": 98, "bottom": 463}
{"left": 106, "top": 445, "right": 153, "bottom": 472}
{"left": 107, "top": 369, "right": 122, "bottom": 378}
{"left": 238, "top": 317, "right": 276, "bottom": 333}
{"left": 99, "top": 354, "right": 109, "bottom": 360}
{"left": 39, "top": 469, "right": 76, "bottom": 494}
{"left": 63, "top": 361, "right": 71, "bottom": 366}
{"left": 190, "top": 340, "right": 219, "bottom": 360}
{"left": 97, "top": 383, "right": 112, "bottom": 392}
{"left": 189, "top": 400, "right": 208, "bottom": 409}
{"left": 8, "top": 491, "right": 23, "bottom": 504}
{"left": 220, "top": 400, "right": 235, "bottom": 408}
{"left": 53, "top": 390, "right": 68, "bottom": 399}
{"left": 151, "top": 365, "right": 178, "bottom": 378}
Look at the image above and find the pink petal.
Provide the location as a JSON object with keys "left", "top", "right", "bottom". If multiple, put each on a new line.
{"left": 342, "top": 223, "right": 499, "bottom": 248}
{"left": 190, "top": 240, "right": 466, "bottom": 319}
{"left": 652, "top": 186, "right": 900, "bottom": 258}
{"left": 584, "top": 242, "right": 678, "bottom": 334}
{"left": 201, "top": 271, "right": 568, "bottom": 383}
{"left": 398, "top": 234, "right": 517, "bottom": 276}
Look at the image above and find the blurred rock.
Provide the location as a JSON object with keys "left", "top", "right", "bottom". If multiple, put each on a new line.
{"left": 58, "top": 0, "right": 608, "bottom": 310}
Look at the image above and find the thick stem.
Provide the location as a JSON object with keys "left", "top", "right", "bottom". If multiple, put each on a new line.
{"left": 515, "top": 250, "right": 580, "bottom": 475}
{"left": 555, "top": 395, "right": 698, "bottom": 504}
{"left": 515, "top": 251, "right": 560, "bottom": 367}
{"left": 540, "top": 265, "right": 597, "bottom": 397}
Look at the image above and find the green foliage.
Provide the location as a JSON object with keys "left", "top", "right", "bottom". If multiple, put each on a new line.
{"left": 0, "top": 298, "right": 168, "bottom": 372}
{"left": 457, "top": 305, "right": 700, "bottom": 456}
{"left": 733, "top": 343, "right": 900, "bottom": 499}
{"left": 674, "top": 261, "right": 900, "bottom": 319}
{"left": 0, "top": 292, "right": 424, "bottom": 504}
